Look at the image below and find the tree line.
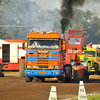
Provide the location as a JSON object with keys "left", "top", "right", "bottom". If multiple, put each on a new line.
{"left": 0, "top": 0, "right": 100, "bottom": 45}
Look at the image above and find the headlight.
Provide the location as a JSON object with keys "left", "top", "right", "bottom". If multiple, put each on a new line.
{"left": 26, "top": 65, "right": 31, "bottom": 68}
{"left": 55, "top": 72, "right": 59, "bottom": 74}
{"left": 54, "top": 66, "right": 59, "bottom": 69}
{"left": 91, "top": 67, "right": 95, "bottom": 70}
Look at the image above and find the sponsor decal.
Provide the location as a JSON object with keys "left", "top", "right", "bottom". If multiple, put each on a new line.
{"left": 37, "top": 51, "right": 49, "bottom": 54}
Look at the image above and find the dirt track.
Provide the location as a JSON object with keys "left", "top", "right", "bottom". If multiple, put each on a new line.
{"left": 0, "top": 72, "right": 100, "bottom": 100}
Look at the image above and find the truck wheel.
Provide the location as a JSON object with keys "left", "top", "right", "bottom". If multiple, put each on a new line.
{"left": 25, "top": 75, "right": 33, "bottom": 82}
{"left": 19, "top": 59, "right": 25, "bottom": 77}
{"left": 34, "top": 77, "right": 39, "bottom": 81}
{"left": 66, "top": 72, "right": 72, "bottom": 83}
{"left": 63, "top": 70, "right": 67, "bottom": 83}
{"left": 58, "top": 77, "right": 63, "bottom": 83}
{"left": 98, "top": 71, "right": 100, "bottom": 75}
{"left": 65, "top": 66, "right": 72, "bottom": 83}
{"left": 58, "top": 70, "right": 66, "bottom": 83}
{"left": 39, "top": 78, "right": 45, "bottom": 82}
{"left": 94, "top": 63, "right": 98, "bottom": 75}
{"left": 84, "top": 73, "right": 89, "bottom": 82}
{"left": 84, "top": 70, "right": 89, "bottom": 82}
{"left": 96, "top": 64, "right": 98, "bottom": 75}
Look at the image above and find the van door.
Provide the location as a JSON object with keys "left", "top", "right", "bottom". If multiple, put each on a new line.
{"left": 10, "top": 44, "right": 18, "bottom": 63}
{"left": 2, "top": 44, "right": 10, "bottom": 62}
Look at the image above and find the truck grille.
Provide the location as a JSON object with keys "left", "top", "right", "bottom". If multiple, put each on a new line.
{"left": 38, "top": 66, "right": 48, "bottom": 68}
{"left": 27, "top": 54, "right": 59, "bottom": 65}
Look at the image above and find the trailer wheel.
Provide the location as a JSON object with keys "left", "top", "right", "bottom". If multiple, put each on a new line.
{"left": 25, "top": 75, "right": 33, "bottom": 82}
{"left": 34, "top": 77, "right": 39, "bottom": 81}
{"left": 19, "top": 59, "right": 25, "bottom": 77}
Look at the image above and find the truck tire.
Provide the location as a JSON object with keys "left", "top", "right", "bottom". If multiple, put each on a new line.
{"left": 58, "top": 77, "right": 63, "bottom": 83}
{"left": 25, "top": 75, "right": 33, "bottom": 82}
{"left": 66, "top": 72, "right": 72, "bottom": 83}
{"left": 84, "top": 73, "right": 89, "bottom": 82}
{"left": 58, "top": 69, "right": 66, "bottom": 83}
{"left": 34, "top": 77, "right": 39, "bottom": 81}
{"left": 98, "top": 71, "right": 100, "bottom": 75}
{"left": 63, "top": 70, "right": 67, "bottom": 83}
{"left": 19, "top": 59, "right": 25, "bottom": 77}
{"left": 39, "top": 77, "right": 45, "bottom": 82}
{"left": 84, "top": 69, "right": 89, "bottom": 82}
{"left": 96, "top": 64, "right": 98, "bottom": 75}
{"left": 65, "top": 65, "right": 72, "bottom": 83}
{"left": 93, "top": 63, "right": 98, "bottom": 75}
{"left": 58, "top": 66, "right": 72, "bottom": 83}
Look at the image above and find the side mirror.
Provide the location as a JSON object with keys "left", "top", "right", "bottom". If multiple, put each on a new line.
{"left": 63, "top": 41, "right": 66, "bottom": 50}
{"left": 22, "top": 43, "right": 25, "bottom": 50}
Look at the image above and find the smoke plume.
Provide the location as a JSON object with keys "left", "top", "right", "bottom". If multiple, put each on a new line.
{"left": 60, "top": 0, "right": 86, "bottom": 33}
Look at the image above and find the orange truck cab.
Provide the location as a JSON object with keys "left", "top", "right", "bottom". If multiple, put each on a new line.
{"left": 22, "top": 31, "right": 68, "bottom": 82}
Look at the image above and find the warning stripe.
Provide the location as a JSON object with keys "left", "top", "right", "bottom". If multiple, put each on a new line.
{"left": 0, "top": 46, "right": 23, "bottom": 49}
{"left": 18, "top": 47, "right": 22, "bottom": 49}
{"left": 2, "top": 39, "right": 26, "bottom": 43}
{"left": 94, "top": 60, "right": 100, "bottom": 64}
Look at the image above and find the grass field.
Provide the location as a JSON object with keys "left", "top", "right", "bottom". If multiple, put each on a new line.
{"left": 87, "top": 93, "right": 100, "bottom": 100}
{"left": 72, "top": 93, "right": 100, "bottom": 100}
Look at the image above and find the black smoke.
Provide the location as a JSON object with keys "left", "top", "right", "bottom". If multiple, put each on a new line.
{"left": 60, "top": 0, "right": 86, "bottom": 33}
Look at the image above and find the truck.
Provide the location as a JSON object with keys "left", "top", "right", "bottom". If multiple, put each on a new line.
{"left": 83, "top": 48, "right": 99, "bottom": 74}
{"left": 21, "top": 30, "right": 90, "bottom": 82}
{"left": 21, "top": 31, "right": 70, "bottom": 82}
{"left": 65, "top": 29, "right": 90, "bottom": 81}
{"left": 83, "top": 43, "right": 100, "bottom": 75}
{"left": 85, "top": 43, "right": 100, "bottom": 75}
{"left": 96, "top": 49, "right": 100, "bottom": 74}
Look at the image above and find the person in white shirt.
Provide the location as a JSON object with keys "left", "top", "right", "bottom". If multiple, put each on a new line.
{"left": 74, "top": 39, "right": 80, "bottom": 44}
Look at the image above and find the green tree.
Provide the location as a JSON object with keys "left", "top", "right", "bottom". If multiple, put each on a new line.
{"left": 0, "top": 0, "right": 41, "bottom": 39}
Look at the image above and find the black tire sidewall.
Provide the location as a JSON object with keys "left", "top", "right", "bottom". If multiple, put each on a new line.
{"left": 19, "top": 59, "right": 25, "bottom": 77}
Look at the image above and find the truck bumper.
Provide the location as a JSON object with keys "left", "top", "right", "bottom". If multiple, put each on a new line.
{"left": 24, "top": 69, "right": 63, "bottom": 78}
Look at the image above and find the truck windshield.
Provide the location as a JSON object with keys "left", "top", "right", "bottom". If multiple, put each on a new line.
{"left": 28, "top": 38, "right": 60, "bottom": 49}
{"left": 68, "top": 37, "right": 82, "bottom": 45}
{"left": 84, "top": 51, "right": 95, "bottom": 57}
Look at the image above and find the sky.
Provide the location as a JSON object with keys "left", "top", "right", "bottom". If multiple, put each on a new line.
{"left": 30, "top": 0, "right": 61, "bottom": 10}
{"left": 30, "top": 0, "right": 100, "bottom": 18}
